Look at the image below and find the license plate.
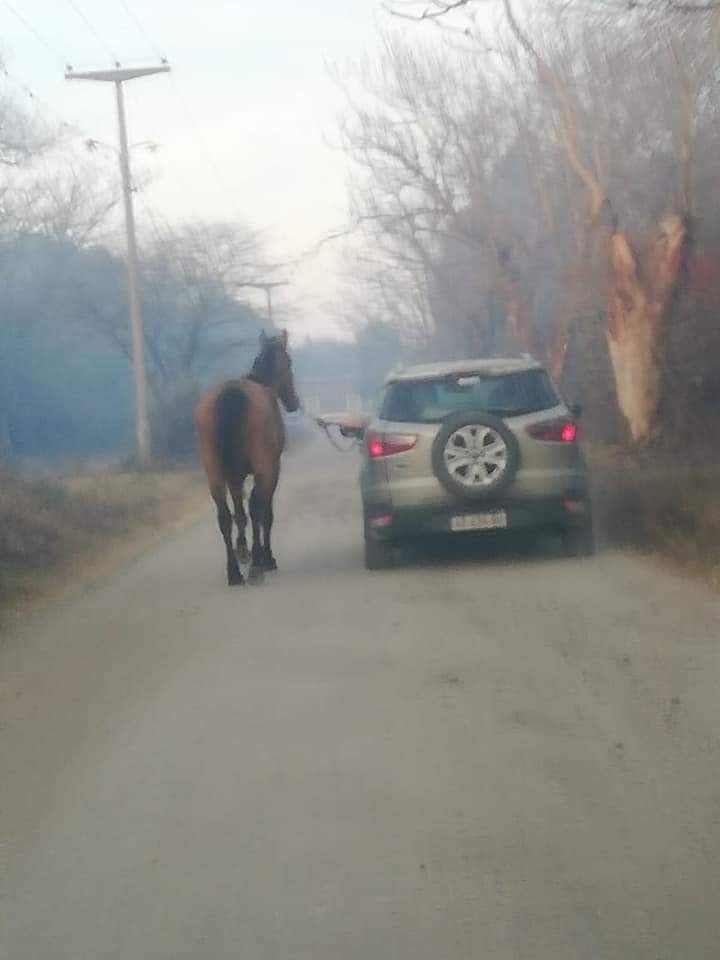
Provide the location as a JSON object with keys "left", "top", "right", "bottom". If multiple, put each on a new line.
{"left": 451, "top": 511, "right": 507, "bottom": 532}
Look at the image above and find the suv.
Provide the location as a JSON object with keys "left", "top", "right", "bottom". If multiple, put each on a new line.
{"left": 358, "top": 358, "right": 593, "bottom": 570}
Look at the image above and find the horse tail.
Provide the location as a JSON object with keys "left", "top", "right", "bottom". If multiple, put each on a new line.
{"left": 216, "top": 384, "right": 248, "bottom": 477}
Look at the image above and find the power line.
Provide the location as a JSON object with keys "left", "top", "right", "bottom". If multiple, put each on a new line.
{"left": 0, "top": 1, "right": 70, "bottom": 69}
{"left": 111, "top": 0, "right": 217, "bottom": 203}
{"left": 165, "top": 72, "right": 239, "bottom": 209}
{"left": 109, "top": 2, "right": 290, "bottom": 262}
{"left": 114, "top": 0, "right": 228, "bottom": 205}
{"left": 0, "top": 3, "right": 191, "bottom": 268}
{"left": 0, "top": 0, "right": 84, "bottom": 132}
{"left": 65, "top": 0, "right": 118, "bottom": 64}
{"left": 2, "top": 0, "right": 325, "bottom": 294}
{"left": 0, "top": 55, "right": 88, "bottom": 144}
{"left": 118, "top": 0, "right": 167, "bottom": 63}
{"left": 161, "top": 70, "right": 301, "bottom": 275}
{"left": 134, "top": 181, "right": 205, "bottom": 312}
{"left": 0, "top": 68, "right": 74, "bottom": 141}
{"left": 0, "top": 62, "right": 42, "bottom": 105}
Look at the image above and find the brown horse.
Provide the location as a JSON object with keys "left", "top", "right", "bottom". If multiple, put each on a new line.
{"left": 195, "top": 330, "right": 300, "bottom": 586}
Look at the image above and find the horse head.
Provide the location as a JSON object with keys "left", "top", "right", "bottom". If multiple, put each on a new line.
{"left": 256, "top": 330, "right": 300, "bottom": 413}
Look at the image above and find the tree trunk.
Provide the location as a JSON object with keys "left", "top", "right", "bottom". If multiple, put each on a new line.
{"left": 606, "top": 214, "right": 687, "bottom": 442}
{"left": 495, "top": 273, "right": 531, "bottom": 355}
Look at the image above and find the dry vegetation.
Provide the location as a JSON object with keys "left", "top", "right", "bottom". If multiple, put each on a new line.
{"left": 591, "top": 448, "right": 720, "bottom": 586}
{"left": 0, "top": 469, "right": 203, "bottom": 616}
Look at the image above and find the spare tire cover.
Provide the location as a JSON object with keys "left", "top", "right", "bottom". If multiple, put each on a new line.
{"left": 431, "top": 411, "right": 520, "bottom": 501}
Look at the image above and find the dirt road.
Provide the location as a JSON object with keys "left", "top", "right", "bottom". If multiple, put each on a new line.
{"left": 2, "top": 439, "right": 720, "bottom": 958}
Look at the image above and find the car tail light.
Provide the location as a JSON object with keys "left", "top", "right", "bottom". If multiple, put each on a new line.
{"left": 366, "top": 432, "right": 418, "bottom": 458}
{"left": 368, "top": 513, "right": 393, "bottom": 529}
{"left": 527, "top": 419, "right": 578, "bottom": 443}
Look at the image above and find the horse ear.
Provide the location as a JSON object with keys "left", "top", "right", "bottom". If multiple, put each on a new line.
{"left": 281, "top": 328, "right": 288, "bottom": 349}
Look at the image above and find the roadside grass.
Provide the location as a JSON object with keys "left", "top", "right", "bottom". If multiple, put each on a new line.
{"left": 592, "top": 446, "right": 720, "bottom": 590}
{"left": 0, "top": 468, "right": 204, "bottom": 616}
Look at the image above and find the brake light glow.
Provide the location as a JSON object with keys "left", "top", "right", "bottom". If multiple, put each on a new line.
{"left": 561, "top": 422, "right": 578, "bottom": 443}
{"left": 527, "top": 419, "right": 578, "bottom": 443}
{"left": 367, "top": 432, "right": 418, "bottom": 458}
{"left": 368, "top": 513, "right": 393, "bottom": 529}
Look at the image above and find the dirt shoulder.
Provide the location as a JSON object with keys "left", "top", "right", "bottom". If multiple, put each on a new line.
{"left": 591, "top": 446, "right": 720, "bottom": 591}
{"left": 0, "top": 468, "right": 207, "bottom": 626}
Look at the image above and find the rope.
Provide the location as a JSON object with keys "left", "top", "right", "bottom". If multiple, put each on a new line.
{"left": 303, "top": 411, "right": 362, "bottom": 453}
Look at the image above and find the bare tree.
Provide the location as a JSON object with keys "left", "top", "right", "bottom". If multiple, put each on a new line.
{"left": 2, "top": 162, "right": 119, "bottom": 245}
{"left": 335, "top": 35, "right": 542, "bottom": 355}
{"left": 340, "top": 0, "right": 720, "bottom": 443}
{"left": 501, "top": 0, "right": 720, "bottom": 440}
{"left": 134, "top": 221, "right": 266, "bottom": 385}
{"left": 388, "top": 0, "right": 720, "bottom": 20}
{"left": 0, "top": 69, "right": 56, "bottom": 457}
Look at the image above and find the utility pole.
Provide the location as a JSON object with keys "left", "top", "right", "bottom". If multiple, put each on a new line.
{"left": 66, "top": 64, "right": 170, "bottom": 466}
{"left": 236, "top": 280, "right": 290, "bottom": 326}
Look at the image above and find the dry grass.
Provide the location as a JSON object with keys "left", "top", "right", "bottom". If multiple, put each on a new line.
{"left": 592, "top": 446, "right": 720, "bottom": 589}
{"left": 0, "top": 468, "right": 204, "bottom": 614}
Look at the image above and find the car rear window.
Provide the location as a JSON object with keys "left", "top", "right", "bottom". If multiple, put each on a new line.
{"left": 379, "top": 370, "right": 560, "bottom": 423}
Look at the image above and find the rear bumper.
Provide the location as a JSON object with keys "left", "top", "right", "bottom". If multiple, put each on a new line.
{"left": 364, "top": 496, "right": 591, "bottom": 542}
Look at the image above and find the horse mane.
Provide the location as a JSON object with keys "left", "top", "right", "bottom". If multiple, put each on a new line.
{"left": 247, "top": 338, "right": 282, "bottom": 386}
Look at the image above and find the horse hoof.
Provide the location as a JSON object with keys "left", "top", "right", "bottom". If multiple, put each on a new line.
{"left": 264, "top": 556, "right": 278, "bottom": 572}
{"left": 236, "top": 544, "right": 250, "bottom": 565}
{"left": 228, "top": 570, "right": 245, "bottom": 587}
{"left": 248, "top": 565, "right": 265, "bottom": 585}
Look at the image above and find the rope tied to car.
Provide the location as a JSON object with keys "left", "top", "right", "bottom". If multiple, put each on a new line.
{"left": 314, "top": 417, "right": 362, "bottom": 453}
{"left": 302, "top": 410, "right": 363, "bottom": 453}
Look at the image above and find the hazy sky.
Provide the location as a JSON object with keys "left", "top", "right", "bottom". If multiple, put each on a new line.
{"left": 0, "top": 0, "right": 396, "bottom": 338}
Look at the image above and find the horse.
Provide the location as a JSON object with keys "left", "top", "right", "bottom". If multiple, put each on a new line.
{"left": 195, "top": 330, "right": 300, "bottom": 586}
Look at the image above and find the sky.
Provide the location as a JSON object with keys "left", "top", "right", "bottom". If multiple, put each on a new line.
{"left": 0, "top": 0, "right": 399, "bottom": 339}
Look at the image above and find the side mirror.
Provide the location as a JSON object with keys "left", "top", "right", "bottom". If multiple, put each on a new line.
{"left": 570, "top": 402, "right": 583, "bottom": 420}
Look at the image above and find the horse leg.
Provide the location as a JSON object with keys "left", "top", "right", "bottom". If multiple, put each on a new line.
{"left": 213, "top": 487, "right": 244, "bottom": 586}
{"left": 229, "top": 476, "right": 249, "bottom": 565}
{"left": 248, "top": 484, "right": 264, "bottom": 583}
{"left": 263, "top": 501, "right": 277, "bottom": 571}
{"left": 263, "top": 468, "right": 280, "bottom": 572}
{"left": 248, "top": 478, "right": 272, "bottom": 584}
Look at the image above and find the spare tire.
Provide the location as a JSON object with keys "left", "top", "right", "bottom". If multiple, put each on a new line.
{"left": 432, "top": 411, "right": 520, "bottom": 501}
